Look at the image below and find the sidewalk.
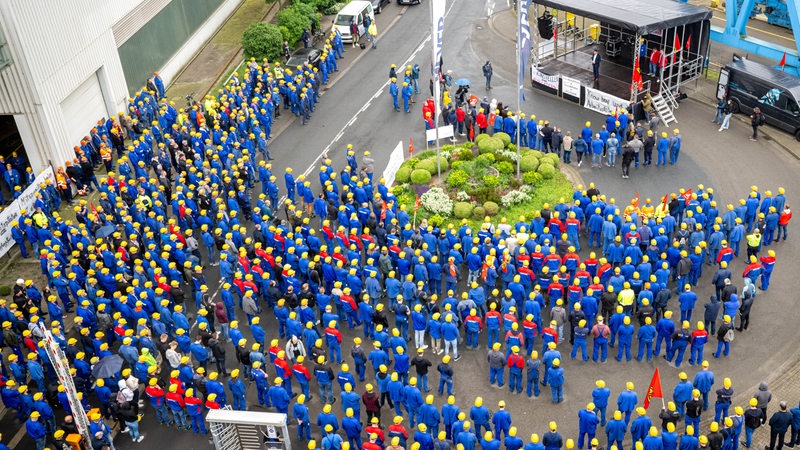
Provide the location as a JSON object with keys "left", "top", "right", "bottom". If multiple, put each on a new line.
{"left": 165, "top": 0, "right": 283, "bottom": 102}
{"left": 488, "top": 8, "right": 800, "bottom": 157}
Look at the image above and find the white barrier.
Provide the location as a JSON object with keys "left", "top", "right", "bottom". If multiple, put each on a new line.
{"left": 0, "top": 167, "right": 55, "bottom": 257}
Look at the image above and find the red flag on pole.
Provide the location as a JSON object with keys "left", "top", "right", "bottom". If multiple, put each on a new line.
{"left": 632, "top": 192, "right": 640, "bottom": 209}
{"left": 661, "top": 193, "right": 669, "bottom": 208}
{"left": 632, "top": 58, "right": 643, "bottom": 91}
{"left": 672, "top": 33, "right": 681, "bottom": 63}
{"left": 779, "top": 52, "right": 787, "bottom": 68}
{"left": 409, "top": 138, "right": 415, "bottom": 155}
{"left": 469, "top": 122, "right": 475, "bottom": 140}
{"left": 644, "top": 367, "right": 664, "bottom": 409}
{"left": 414, "top": 195, "right": 421, "bottom": 212}
{"left": 553, "top": 25, "right": 557, "bottom": 42}
{"left": 685, "top": 34, "right": 692, "bottom": 53}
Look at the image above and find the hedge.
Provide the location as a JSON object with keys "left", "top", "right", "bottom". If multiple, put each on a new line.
{"left": 242, "top": 22, "right": 284, "bottom": 62}
{"left": 410, "top": 169, "right": 432, "bottom": 184}
{"left": 277, "top": 3, "right": 318, "bottom": 46}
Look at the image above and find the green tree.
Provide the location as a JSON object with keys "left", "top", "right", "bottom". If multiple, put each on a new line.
{"left": 277, "top": 3, "right": 318, "bottom": 45}
{"left": 242, "top": 22, "right": 284, "bottom": 62}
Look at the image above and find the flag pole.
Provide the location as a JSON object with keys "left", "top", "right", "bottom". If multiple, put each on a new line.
{"left": 516, "top": 6, "right": 522, "bottom": 180}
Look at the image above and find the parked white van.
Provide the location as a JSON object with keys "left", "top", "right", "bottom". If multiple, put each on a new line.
{"left": 333, "top": 1, "right": 375, "bottom": 43}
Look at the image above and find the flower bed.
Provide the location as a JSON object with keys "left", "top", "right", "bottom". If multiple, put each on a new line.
{"left": 392, "top": 135, "right": 574, "bottom": 229}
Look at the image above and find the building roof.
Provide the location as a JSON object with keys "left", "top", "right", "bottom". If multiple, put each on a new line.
{"left": 533, "top": 0, "right": 713, "bottom": 35}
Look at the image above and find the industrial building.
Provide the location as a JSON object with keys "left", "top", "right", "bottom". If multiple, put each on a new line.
{"left": 0, "top": 0, "right": 240, "bottom": 173}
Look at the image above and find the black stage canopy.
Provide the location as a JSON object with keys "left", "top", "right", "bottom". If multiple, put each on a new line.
{"left": 533, "top": 0, "right": 713, "bottom": 35}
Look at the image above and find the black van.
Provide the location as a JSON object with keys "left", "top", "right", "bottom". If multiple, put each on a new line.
{"left": 717, "top": 56, "right": 800, "bottom": 140}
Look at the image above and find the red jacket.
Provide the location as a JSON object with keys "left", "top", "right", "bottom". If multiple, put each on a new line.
{"left": 476, "top": 112, "right": 487, "bottom": 129}
{"left": 507, "top": 353, "right": 525, "bottom": 369}
{"left": 779, "top": 208, "right": 792, "bottom": 225}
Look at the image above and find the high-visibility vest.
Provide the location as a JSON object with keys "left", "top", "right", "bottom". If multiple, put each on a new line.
{"left": 746, "top": 233, "right": 762, "bottom": 247}
{"left": 100, "top": 146, "right": 112, "bottom": 161}
{"left": 56, "top": 173, "right": 67, "bottom": 189}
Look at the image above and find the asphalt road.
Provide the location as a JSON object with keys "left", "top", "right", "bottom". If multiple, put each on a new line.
{"left": 11, "top": 0, "right": 800, "bottom": 449}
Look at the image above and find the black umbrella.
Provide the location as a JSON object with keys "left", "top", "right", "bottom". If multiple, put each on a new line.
{"left": 92, "top": 354, "right": 123, "bottom": 379}
{"left": 95, "top": 225, "right": 116, "bottom": 239}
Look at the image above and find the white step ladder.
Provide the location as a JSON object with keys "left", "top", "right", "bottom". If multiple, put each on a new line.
{"left": 653, "top": 80, "right": 679, "bottom": 126}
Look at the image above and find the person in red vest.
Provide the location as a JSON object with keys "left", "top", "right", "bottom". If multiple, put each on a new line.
{"left": 777, "top": 204, "right": 792, "bottom": 242}
{"left": 184, "top": 388, "right": 207, "bottom": 435}
{"left": 145, "top": 378, "right": 171, "bottom": 426}
{"left": 363, "top": 433, "right": 383, "bottom": 450}
{"left": 205, "top": 393, "right": 221, "bottom": 411}
{"left": 507, "top": 346, "right": 525, "bottom": 394}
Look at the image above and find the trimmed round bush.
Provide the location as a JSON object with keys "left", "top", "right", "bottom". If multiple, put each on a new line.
{"left": 446, "top": 169, "right": 469, "bottom": 189}
{"left": 494, "top": 132, "right": 511, "bottom": 148}
{"left": 410, "top": 169, "right": 432, "bottom": 184}
{"left": 523, "top": 171, "right": 542, "bottom": 185}
{"left": 427, "top": 157, "right": 449, "bottom": 172}
{"left": 471, "top": 206, "right": 486, "bottom": 220}
{"left": 537, "top": 162, "right": 556, "bottom": 179}
{"left": 395, "top": 167, "right": 412, "bottom": 183}
{"left": 542, "top": 153, "right": 560, "bottom": 167}
{"left": 474, "top": 133, "right": 491, "bottom": 144}
{"left": 527, "top": 150, "right": 544, "bottom": 159}
{"left": 453, "top": 202, "right": 474, "bottom": 219}
{"left": 477, "top": 137, "right": 504, "bottom": 154}
{"left": 415, "top": 158, "right": 436, "bottom": 175}
{"left": 495, "top": 161, "right": 515, "bottom": 175}
{"left": 519, "top": 155, "right": 539, "bottom": 172}
{"left": 484, "top": 201, "right": 500, "bottom": 216}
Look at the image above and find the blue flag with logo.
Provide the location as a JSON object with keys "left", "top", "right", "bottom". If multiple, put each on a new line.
{"left": 518, "top": 0, "right": 532, "bottom": 103}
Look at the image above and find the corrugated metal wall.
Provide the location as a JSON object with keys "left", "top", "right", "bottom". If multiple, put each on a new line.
{"left": 0, "top": 0, "right": 139, "bottom": 171}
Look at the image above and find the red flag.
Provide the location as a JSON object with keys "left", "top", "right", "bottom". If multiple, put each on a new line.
{"left": 414, "top": 195, "right": 421, "bottom": 212}
{"left": 685, "top": 34, "right": 692, "bottom": 52}
{"left": 90, "top": 201, "right": 98, "bottom": 216}
{"left": 553, "top": 25, "right": 557, "bottom": 42}
{"left": 661, "top": 193, "right": 669, "bottom": 207}
{"left": 409, "top": 138, "right": 415, "bottom": 155}
{"left": 780, "top": 52, "right": 787, "bottom": 67}
{"left": 644, "top": 367, "right": 663, "bottom": 409}
{"left": 632, "top": 58, "right": 643, "bottom": 91}
{"left": 632, "top": 192, "right": 640, "bottom": 209}
{"left": 672, "top": 33, "right": 681, "bottom": 63}
{"left": 681, "top": 188, "right": 693, "bottom": 205}
{"left": 614, "top": 106, "right": 620, "bottom": 119}
{"left": 469, "top": 122, "right": 475, "bottom": 140}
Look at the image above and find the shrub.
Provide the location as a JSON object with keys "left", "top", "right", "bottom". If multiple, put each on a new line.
{"left": 455, "top": 191, "right": 471, "bottom": 202}
{"left": 415, "top": 159, "right": 437, "bottom": 175}
{"left": 484, "top": 201, "right": 500, "bottom": 216}
{"left": 453, "top": 202, "right": 474, "bottom": 219}
{"left": 519, "top": 155, "right": 539, "bottom": 172}
{"left": 417, "top": 150, "right": 437, "bottom": 159}
{"left": 471, "top": 206, "right": 486, "bottom": 220}
{"left": 537, "top": 162, "right": 556, "bottom": 179}
{"left": 446, "top": 170, "right": 469, "bottom": 189}
{"left": 474, "top": 186, "right": 501, "bottom": 204}
{"left": 501, "top": 190, "right": 532, "bottom": 209}
{"left": 410, "top": 169, "right": 432, "bottom": 184}
{"left": 542, "top": 152, "right": 560, "bottom": 167}
{"left": 477, "top": 137, "right": 504, "bottom": 154}
{"left": 495, "top": 161, "right": 515, "bottom": 175}
{"left": 494, "top": 132, "right": 511, "bottom": 148}
{"left": 451, "top": 160, "right": 464, "bottom": 171}
{"left": 428, "top": 214, "right": 445, "bottom": 228}
{"left": 420, "top": 187, "right": 453, "bottom": 216}
{"left": 484, "top": 175, "right": 500, "bottom": 188}
{"left": 296, "top": 0, "right": 338, "bottom": 13}
{"left": 0, "top": 285, "right": 9, "bottom": 296}
{"left": 476, "top": 153, "right": 495, "bottom": 165}
{"left": 427, "top": 157, "right": 449, "bottom": 173}
{"left": 507, "top": 143, "right": 517, "bottom": 153}
{"left": 400, "top": 157, "right": 419, "bottom": 170}
{"left": 527, "top": 150, "right": 544, "bottom": 159}
{"left": 456, "top": 147, "right": 475, "bottom": 161}
{"left": 277, "top": 3, "right": 318, "bottom": 45}
{"left": 474, "top": 133, "right": 491, "bottom": 144}
{"left": 523, "top": 171, "right": 542, "bottom": 186}
{"left": 242, "top": 22, "right": 284, "bottom": 62}
{"left": 395, "top": 167, "right": 412, "bottom": 184}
